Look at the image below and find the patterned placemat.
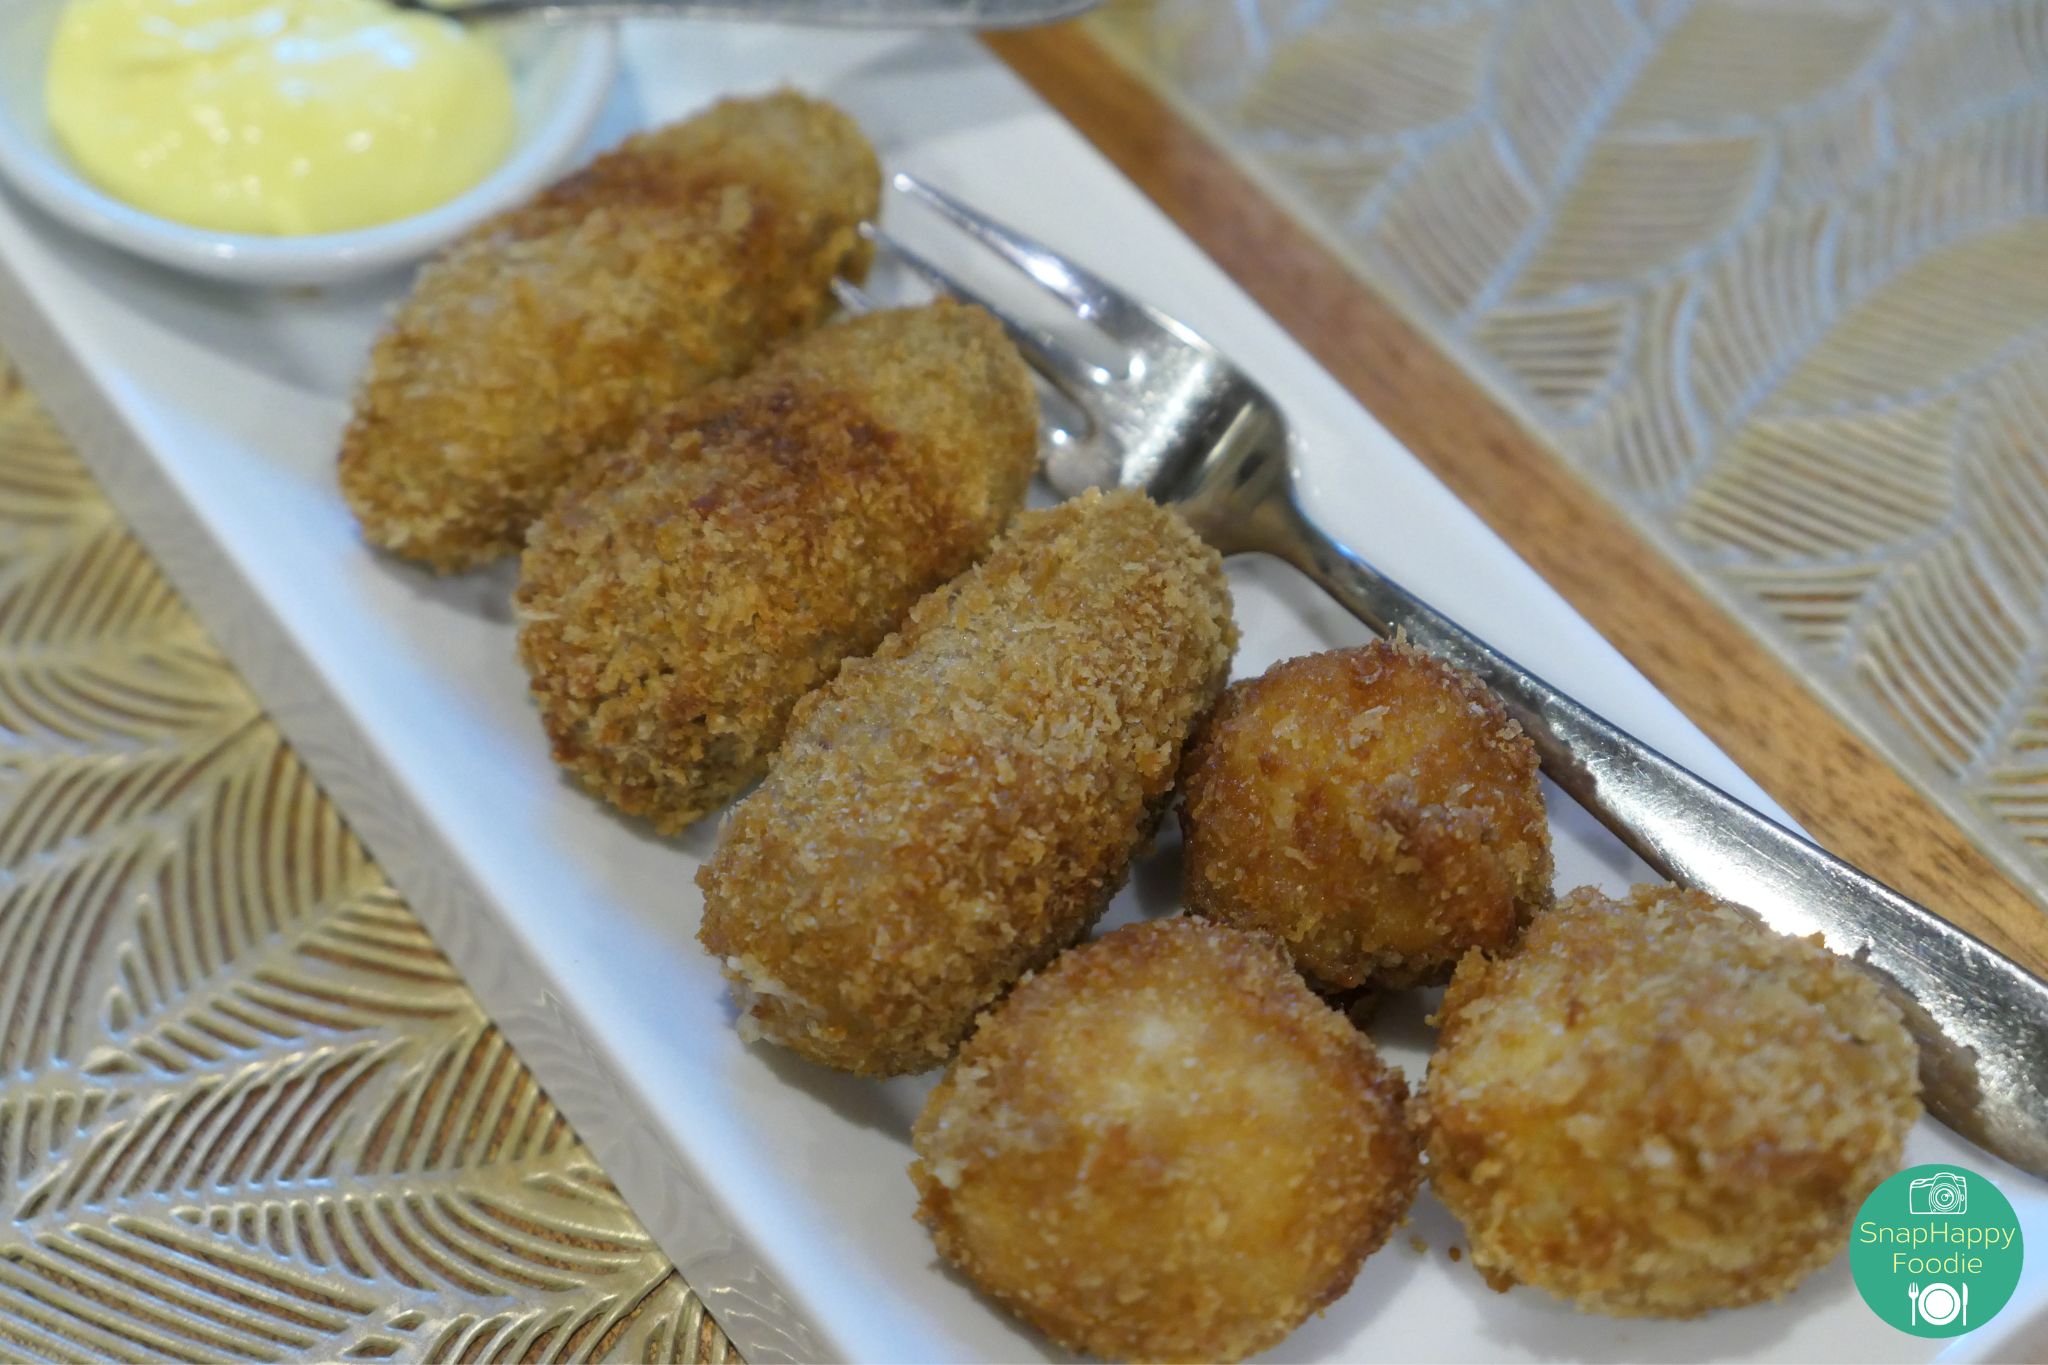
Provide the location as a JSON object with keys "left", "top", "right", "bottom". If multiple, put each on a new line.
{"left": 1091, "top": 0, "right": 2048, "bottom": 912}
{"left": 0, "top": 357, "right": 732, "bottom": 1362}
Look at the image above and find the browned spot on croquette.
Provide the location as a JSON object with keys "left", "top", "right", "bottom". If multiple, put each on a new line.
{"left": 1179, "top": 640, "right": 1552, "bottom": 989}
{"left": 339, "top": 91, "right": 878, "bottom": 571}
{"left": 697, "top": 490, "right": 1237, "bottom": 1076}
{"left": 912, "top": 918, "right": 1419, "bottom": 1364}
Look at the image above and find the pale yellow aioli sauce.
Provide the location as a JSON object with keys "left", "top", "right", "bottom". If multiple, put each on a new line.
{"left": 46, "top": 0, "right": 517, "bottom": 235}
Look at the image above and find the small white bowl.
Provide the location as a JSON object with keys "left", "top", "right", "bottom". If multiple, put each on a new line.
{"left": 0, "top": 1, "right": 617, "bottom": 287}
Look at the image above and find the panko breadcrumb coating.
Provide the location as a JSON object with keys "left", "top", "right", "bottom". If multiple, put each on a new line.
{"left": 516, "top": 302, "right": 1038, "bottom": 831}
{"left": 1417, "top": 883, "right": 1921, "bottom": 1317}
{"left": 912, "top": 918, "right": 1420, "bottom": 1364}
{"left": 1179, "top": 641, "right": 1552, "bottom": 989}
{"left": 338, "top": 91, "right": 878, "bottom": 571}
{"left": 697, "top": 490, "right": 1236, "bottom": 1075}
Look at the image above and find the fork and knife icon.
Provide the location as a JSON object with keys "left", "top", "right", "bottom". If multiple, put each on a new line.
{"left": 1909, "top": 1280, "right": 1969, "bottom": 1328}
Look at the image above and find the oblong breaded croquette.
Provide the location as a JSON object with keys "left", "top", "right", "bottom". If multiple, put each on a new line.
{"left": 1179, "top": 640, "right": 1552, "bottom": 989}
{"left": 1417, "top": 883, "right": 1920, "bottom": 1318}
{"left": 911, "top": 918, "right": 1420, "bottom": 1364}
{"left": 338, "top": 91, "right": 879, "bottom": 571}
{"left": 516, "top": 301, "right": 1038, "bottom": 831}
{"left": 696, "top": 489, "right": 1237, "bottom": 1075}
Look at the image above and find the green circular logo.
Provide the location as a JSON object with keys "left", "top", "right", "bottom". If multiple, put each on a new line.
{"left": 1851, "top": 1163, "right": 2023, "bottom": 1336}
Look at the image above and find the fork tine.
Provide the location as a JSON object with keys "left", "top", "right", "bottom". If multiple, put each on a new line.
{"left": 863, "top": 223, "right": 1112, "bottom": 391}
{"left": 892, "top": 171, "right": 1167, "bottom": 343}
{"left": 832, "top": 276, "right": 876, "bottom": 314}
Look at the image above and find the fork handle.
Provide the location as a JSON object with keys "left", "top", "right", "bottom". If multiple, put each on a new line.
{"left": 1259, "top": 489, "right": 2048, "bottom": 1176}
{"left": 393, "top": 0, "right": 1097, "bottom": 24}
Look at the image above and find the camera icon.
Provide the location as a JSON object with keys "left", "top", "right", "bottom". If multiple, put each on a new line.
{"left": 1909, "top": 1171, "right": 1968, "bottom": 1216}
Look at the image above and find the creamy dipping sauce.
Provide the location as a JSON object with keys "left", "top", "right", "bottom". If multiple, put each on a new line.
{"left": 46, "top": 0, "right": 517, "bottom": 235}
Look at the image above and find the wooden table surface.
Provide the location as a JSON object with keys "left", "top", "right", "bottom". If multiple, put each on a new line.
{"left": 987, "top": 22, "right": 2048, "bottom": 983}
{"left": 0, "top": 366, "right": 737, "bottom": 1362}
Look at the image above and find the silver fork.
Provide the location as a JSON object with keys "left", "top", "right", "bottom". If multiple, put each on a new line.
{"left": 839, "top": 170, "right": 2048, "bottom": 1178}
{"left": 385, "top": 0, "right": 1097, "bottom": 27}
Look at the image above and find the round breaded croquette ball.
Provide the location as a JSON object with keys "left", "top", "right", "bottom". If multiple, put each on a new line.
{"left": 911, "top": 917, "right": 1420, "bottom": 1364}
{"left": 1417, "top": 883, "right": 1921, "bottom": 1318}
{"left": 1178, "top": 640, "right": 1552, "bottom": 989}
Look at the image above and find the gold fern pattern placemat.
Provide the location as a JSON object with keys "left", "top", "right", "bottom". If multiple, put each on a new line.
{"left": 0, "top": 359, "right": 731, "bottom": 1363}
{"left": 1093, "top": 0, "right": 2048, "bottom": 909}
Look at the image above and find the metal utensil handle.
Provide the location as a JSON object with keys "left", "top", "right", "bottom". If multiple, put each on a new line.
{"left": 406, "top": 0, "right": 1097, "bottom": 25}
{"left": 1266, "top": 489, "right": 2048, "bottom": 1176}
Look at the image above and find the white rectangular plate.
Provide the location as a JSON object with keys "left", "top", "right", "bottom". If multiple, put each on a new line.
{"left": 2, "top": 23, "right": 2043, "bottom": 1364}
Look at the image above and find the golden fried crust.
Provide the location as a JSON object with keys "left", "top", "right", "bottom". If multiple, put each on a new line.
{"left": 514, "top": 302, "right": 1038, "bottom": 832}
{"left": 696, "top": 490, "right": 1237, "bottom": 1076}
{"left": 338, "top": 91, "right": 879, "bottom": 571}
{"left": 1417, "top": 884, "right": 1921, "bottom": 1317}
{"left": 1178, "top": 640, "right": 1552, "bottom": 989}
{"left": 911, "top": 918, "right": 1420, "bottom": 1364}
